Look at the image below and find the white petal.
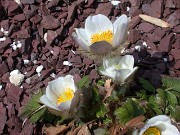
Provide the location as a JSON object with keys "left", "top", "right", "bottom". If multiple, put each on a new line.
{"left": 48, "top": 77, "right": 64, "bottom": 97}
{"left": 64, "top": 75, "right": 76, "bottom": 92}
{"left": 113, "top": 14, "right": 128, "bottom": 47}
{"left": 125, "top": 67, "right": 138, "bottom": 81}
{"left": 147, "top": 115, "right": 171, "bottom": 126}
{"left": 100, "top": 67, "right": 116, "bottom": 80}
{"left": 40, "top": 95, "right": 59, "bottom": 110}
{"left": 46, "top": 85, "right": 58, "bottom": 104}
{"left": 132, "top": 129, "right": 139, "bottom": 135}
{"left": 115, "top": 69, "right": 131, "bottom": 82}
{"left": 57, "top": 100, "right": 72, "bottom": 111}
{"left": 85, "top": 14, "right": 113, "bottom": 37}
{"left": 119, "top": 55, "right": 134, "bottom": 70}
{"left": 72, "top": 28, "right": 90, "bottom": 50}
{"left": 157, "top": 123, "right": 180, "bottom": 135}
{"left": 103, "top": 56, "right": 122, "bottom": 68}
{"left": 139, "top": 115, "right": 178, "bottom": 135}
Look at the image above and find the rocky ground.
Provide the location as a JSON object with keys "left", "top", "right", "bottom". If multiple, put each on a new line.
{"left": 0, "top": 0, "right": 179, "bottom": 134}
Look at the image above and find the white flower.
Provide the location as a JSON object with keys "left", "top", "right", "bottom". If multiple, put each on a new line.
{"left": 9, "top": 70, "right": 25, "bottom": 86}
{"left": 133, "top": 115, "right": 180, "bottom": 135}
{"left": 40, "top": 75, "right": 77, "bottom": 111}
{"left": 100, "top": 55, "right": 138, "bottom": 83}
{"left": 72, "top": 14, "right": 128, "bottom": 52}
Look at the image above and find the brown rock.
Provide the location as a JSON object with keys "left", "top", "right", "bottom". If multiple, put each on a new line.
{"left": 174, "top": 60, "right": 180, "bottom": 69}
{"left": 7, "top": 83, "right": 22, "bottom": 107}
{"left": 0, "top": 37, "right": 12, "bottom": 53}
{"left": 173, "top": 25, "right": 180, "bottom": 33}
{"left": 89, "top": 69, "right": 100, "bottom": 80}
{"left": 21, "top": 0, "right": 34, "bottom": 4}
{"left": 150, "top": 0, "right": 163, "bottom": 18}
{"left": 16, "top": 27, "right": 31, "bottom": 39}
{"left": 172, "top": 38, "right": 180, "bottom": 49}
{"left": 47, "top": 0, "right": 60, "bottom": 8}
{"left": 142, "top": 4, "right": 151, "bottom": 15}
{"left": 30, "top": 15, "right": 42, "bottom": 24}
{"left": 13, "top": 14, "right": 26, "bottom": 21}
{"left": 166, "top": 0, "right": 176, "bottom": 8}
{"left": 95, "top": 2, "right": 112, "bottom": 16}
{"left": 129, "top": 16, "right": 141, "bottom": 29}
{"left": 129, "top": 29, "right": 141, "bottom": 43}
{"left": 1, "top": 19, "right": 10, "bottom": 31}
{"left": 129, "top": 0, "right": 141, "bottom": 7}
{"left": 0, "top": 62, "right": 9, "bottom": 76}
{"left": 0, "top": 103, "right": 6, "bottom": 134}
{"left": 129, "top": 6, "right": 142, "bottom": 17}
{"left": 67, "top": 2, "right": 78, "bottom": 22}
{"left": 152, "top": 28, "right": 166, "bottom": 42}
{"left": 46, "top": 30, "right": 58, "bottom": 45}
{"left": 138, "top": 23, "right": 154, "bottom": 33}
{"left": 167, "top": 12, "right": 180, "bottom": 27}
{"left": 158, "top": 33, "right": 175, "bottom": 52}
{"left": 41, "top": 15, "right": 61, "bottom": 29}
{"left": 5, "top": 1, "right": 21, "bottom": 17}
{"left": 7, "top": 56, "right": 14, "bottom": 70}
{"left": 171, "top": 49, "right": 180, "bottom": 60}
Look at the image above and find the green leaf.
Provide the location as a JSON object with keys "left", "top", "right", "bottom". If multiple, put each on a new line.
{"left": 103, "top": 117, "right": 112, "bottom": 125}
{"left": 165, "top": 91, "right": 177, "bottom": 107}
{"left": 162, "top": 76, "right": 180, "bottom": 92}
{"left": 114, "top": 99, "right": 145, "bottom": 124}
{"left": 29, "top": 107, "right": 46, "bottom": 123}
{"left": 96, "top": 103, "right": 108, "bottom": 118}
{"left": 92, "top": 86, "right": 100, "bottom": 103}
{"left": 169, "top": 106, "right": 180, "bottom": 122}
{"left": 136, "top": 90, "right": 147, "bottom": 100}
{"left": 139, "top": 78, "right": 155, "bottom": 92}
{"left": 19, "top": 90, "right": 44, "bottom": 119}
{"left": 148, "top": 96, "right": 163, "bottom": 115}
{"left": 77, "top": 76, "right": 90, "bottom": 89}
{"left": 97, "top": 80, "right": 105, "bottom": 86}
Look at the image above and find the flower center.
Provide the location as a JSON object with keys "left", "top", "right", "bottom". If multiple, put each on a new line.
{"left": 143, "top": 127, "right": 161, "bottom": 135}
{"left": 114, "top": 64, "right": 121, "bottom": 70}
{"left": 57, "top": 88, "right": 74, "bottom": 105}
{"left": 90, "top": 30, "right": 113, "bottom": 44}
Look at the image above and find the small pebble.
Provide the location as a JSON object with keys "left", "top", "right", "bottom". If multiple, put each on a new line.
{"left": 63, "top": 61, "right": 72, "bottom": 66}
{"left": 23, "top": 59, "right": 29, "bottom": 65}
{"left": 0, "top": 37, "right": 6, "bottom": 42}
{"left": 9, "top": 70, "right": 25, "bottom": 86}
{"left": 36, "top": 65, "right": 44, "bottom": 73}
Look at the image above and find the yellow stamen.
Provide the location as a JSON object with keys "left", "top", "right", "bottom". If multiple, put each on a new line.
{"left": 143, "top": 127, "right": 161, "bottom": 135}
{"left": 114, "top": 64, "right": 121, "bottom": 70}
{"left": 91, "top": 30, "right": 113, "bottom": 44}
{"left": 57, "top": 88, "right": 74, "bottom": 105}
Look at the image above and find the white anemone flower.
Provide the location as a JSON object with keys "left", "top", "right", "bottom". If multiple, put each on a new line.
{"left": 40, "top": 75, "right": 77, "bottom": 111}
{"left": 72, "top": 14, "right": 128, "bottom": 54}
{"left": 133, "top": 115, "right": 180, "bottom": 135}
{"left": 100, "top": 55, "right": 138, "bottom": 83}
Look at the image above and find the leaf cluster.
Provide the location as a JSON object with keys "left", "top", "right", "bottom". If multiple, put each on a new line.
{"left": 19, "top": 90, "right": 46, "bottom": 123}
{"left": 137, "top": 76, "right": 180, "bottom": 121}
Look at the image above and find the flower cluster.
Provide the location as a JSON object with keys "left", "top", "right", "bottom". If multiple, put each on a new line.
{"left": 21, "top": 13, "right": 180, "bottom": 135}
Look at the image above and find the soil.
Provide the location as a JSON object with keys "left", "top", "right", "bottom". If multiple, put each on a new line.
{"left": 0, "top": 0, "right": 179, "bottom": 134}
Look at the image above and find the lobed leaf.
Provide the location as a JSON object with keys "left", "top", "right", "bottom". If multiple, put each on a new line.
{"left": 139, "top": 78, "right": 155, "bottom": 92}
{"left": 114, "top": 99, "right": 145, "bottom": 124}
{"left": 162, "top": 76, "right": 180, "bottom": 92}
